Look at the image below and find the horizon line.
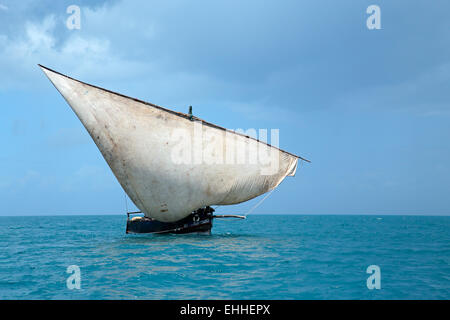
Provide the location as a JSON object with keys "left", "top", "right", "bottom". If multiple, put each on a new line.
{"left": 1, "top": 213, "right": 449, "bottom": 217}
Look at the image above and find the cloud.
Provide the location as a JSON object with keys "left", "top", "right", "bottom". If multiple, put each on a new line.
{"left": 0, "top": 4, "right": 8, "bottom": 11}
{"left": 0, "top": 2, "right": 272, "bottom": 118}
{"left": 0, "top": 11, "right": 139, "bottom": 90}
{"left": 1, "top": 0, "right": 449, "bottom": 116}
{"left": 0, "top": 1, "right": 327, "bottom": 92}
{"left": 0, "top": 3, "right": 227, "bottom": 111}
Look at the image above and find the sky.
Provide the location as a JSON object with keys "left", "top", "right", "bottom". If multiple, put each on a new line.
{"left": 0, "top": 0, "right": 449, "bottom": 216}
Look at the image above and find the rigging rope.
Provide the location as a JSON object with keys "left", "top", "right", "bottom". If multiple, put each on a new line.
{"left": 124, "top": 192, "right": 128, "bottom": 214}
{"left": 244, "top": 188, "right": 276, "bottom": 217}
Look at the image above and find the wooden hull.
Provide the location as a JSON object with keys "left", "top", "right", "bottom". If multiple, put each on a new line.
{"left": 126, "top": 208, "right": 213, "bottom": 234}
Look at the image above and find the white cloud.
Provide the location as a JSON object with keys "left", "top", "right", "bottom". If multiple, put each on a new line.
{"left": 0, "top": 4, "right": 8, "bottom": 11}
{"left": 0, "top": 3, "right": 219, "bottom": 105}
{"left": 0, "top": 2, "right": 255, "bottom": 119}
{"left": 6, "top": 15, "right": 57, "bottom": 56}
{"left": 0, "top": 0, "right": 283, "bottom": 132}
{"left": 0, "top": 5, "right": 155, "bottom": 90}
{"left": 4, "top": 0, "right": 445, "bottom": 117}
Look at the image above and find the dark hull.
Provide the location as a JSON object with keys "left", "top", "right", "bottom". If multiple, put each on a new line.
{"left": 126, "top": 207, "right": 214, "bottom": 234}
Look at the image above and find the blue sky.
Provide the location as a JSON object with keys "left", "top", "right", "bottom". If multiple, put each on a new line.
{"left": 0, "top": 0, "right": 449, "bottom": 216}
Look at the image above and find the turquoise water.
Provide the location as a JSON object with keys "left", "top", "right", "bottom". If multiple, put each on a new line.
{"left": 0, "top": 215, "right": 449, "bottom": 299}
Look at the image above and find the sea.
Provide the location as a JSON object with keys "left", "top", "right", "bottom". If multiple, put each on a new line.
{"left": 0, "top": 215, "right": 449, "bottom": 300}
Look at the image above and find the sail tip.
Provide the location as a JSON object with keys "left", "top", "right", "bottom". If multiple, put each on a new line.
{"left": 37, "top": 64, "right": 57, "bottom": 75}
{"left": 37, "top": 64, "right": 51, "bottom": 75}
{"left": 38, "top": 64, "right": 56, "bottom": 84}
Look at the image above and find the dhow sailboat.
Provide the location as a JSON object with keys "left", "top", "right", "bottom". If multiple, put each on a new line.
{"left": 39, "top": 65, "right": 309, "bottom": 234}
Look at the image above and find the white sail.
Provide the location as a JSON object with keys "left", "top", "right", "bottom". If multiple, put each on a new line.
{"left": 40, "top": 65, "right": 303, "bottom": 222}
